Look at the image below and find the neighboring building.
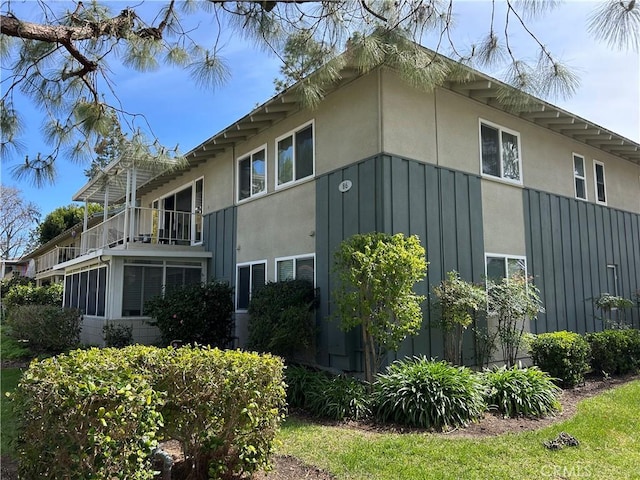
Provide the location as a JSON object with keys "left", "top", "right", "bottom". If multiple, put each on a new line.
{"left": 1, "top": 258, "right": 31, "bottom": 281}
{"left": 49, "top": 49, "right": 639, "bottom": 369}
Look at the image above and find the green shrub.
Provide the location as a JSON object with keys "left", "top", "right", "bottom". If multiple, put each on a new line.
{"left": 7, "top": 305, "right": 81, "bottom": 353}
{"left": 586, "top": 329, "right": 640, "bottom": 375}
{"left": 145, "top": 281, "right": 234, "bottom": 347}
{"left": 149, "top": 347, "right": 286, "bottom": 479}
{"left": 13, "top": 348, "right": 164, "bottom": 480}
{"left": 284, "top": 364, "right": 322, "bottom": 409}
{"left": 305, "top": 373, "right": 371, "bottom": 421}
{"left": 528, "top": 331, "right": 591, "bottom": 388}
{"left": 3, "top": 282, "right": 63, "bottom": 310}
{"left": 12, "top": 346, "right": 286, "bottom": 480}
{"left": 247, "top": 280, "right": 317, "bottom": 361}
{"left": 482, "top": 365, "right": 561, "bottom": 418}
{"left": 373, "top": 357, "right": 485, "bottom": 430}
{"left": 103, "top": 322, "right": 134, "bottom": 348}
{"left": 285, "top": 364, "right": 370, "bottom": 421}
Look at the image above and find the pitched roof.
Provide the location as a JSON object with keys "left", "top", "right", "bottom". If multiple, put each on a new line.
{"left": 78, "top": 46, "right": 640, "bottom": 204}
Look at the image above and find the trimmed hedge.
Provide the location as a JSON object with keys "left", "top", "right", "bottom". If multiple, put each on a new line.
{"left": 586, "top": 329, "right": 640, "bottom": 375}
{"left": 7, "top": 305, "right": 81, "bottom": 353}
{"left": 12, "top": 346, "right": 286, "bottom": 480}
{"left": 528, "top": 331, "right": 591, "bottom": 388}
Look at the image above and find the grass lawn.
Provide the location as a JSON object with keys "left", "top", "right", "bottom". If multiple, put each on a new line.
{"left": 1, "top": 368, "right": 22, "bottom": 455}
{"left": 277, "top": 380, "right": 640, "bottom": 480}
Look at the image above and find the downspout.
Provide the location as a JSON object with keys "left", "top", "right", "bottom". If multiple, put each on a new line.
{"left": 377, "top": 68, "right": 383, "bottom": 154}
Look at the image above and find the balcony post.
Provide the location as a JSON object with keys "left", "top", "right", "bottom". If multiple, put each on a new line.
{"left": 123, "top": 169, "right": 131, "bottom": 246}
{"left": 102, "top": 183, "right": 109, "bottom": 248}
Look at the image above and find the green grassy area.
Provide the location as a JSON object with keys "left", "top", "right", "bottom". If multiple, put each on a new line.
{"left": 1, "top": 368, "right": 22, "bottom": 455}
{"left": 278, "top": 380, "right": 640, "bottom": 480}
{"left": 0, "top": 326, "right": 32, "bottom": 360}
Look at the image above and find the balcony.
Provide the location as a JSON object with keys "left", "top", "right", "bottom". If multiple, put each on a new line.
{"left": 35, "top": 246, "right": 81, "bottom": 275}
{"left": 80, "top": 206, "right": 203, "bottom": 254}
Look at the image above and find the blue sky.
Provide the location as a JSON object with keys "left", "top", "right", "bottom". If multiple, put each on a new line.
{"left": 2, "top": 1, "right": 638, "bottom": 220}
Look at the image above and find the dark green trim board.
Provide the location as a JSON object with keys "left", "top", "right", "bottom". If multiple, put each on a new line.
{"left": 203, "top": 206, "right": 237, "bottom": 286}
{"left": 316, "top": 154, "right": 485, "bottom": 371}
{"left": 523, "top": 190, "right": 640, "bottom": 334}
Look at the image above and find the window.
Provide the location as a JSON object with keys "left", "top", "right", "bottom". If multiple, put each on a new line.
{"left": 480, "top": 120, "right": 521, "bottom": 183}
{"left": 276, "top": 255, "right": 315, "bottom": 284}
{"left": 573, "top": 154, "right": 587, "bottom": 200}
{"left": 236, "top": 261, "right": 266, "bottom": 310}
{"left": 238, "top": 146, "right": 266, "bottom": 201}
{"left": 121, "top": 260, "right": 202, "bottom": 316}
{"left": 63, "top": 266, "right": 107, "bottom": 316}
{"left": 594, "top": 160, "right": 606, "bottom": 204}
{"left": 485, "top": 254, "right": 527, "bottom": 282}
{"left": 276, "top": 122, "right": 314, "bottom": 186}
{"left": 153, "top": 177, "right": 204, "bottom": 245}
{"left": 606, "top": 264, "right": 619, "bottom": 296}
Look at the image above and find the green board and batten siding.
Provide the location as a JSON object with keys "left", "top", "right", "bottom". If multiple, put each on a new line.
{"left": 203, "top": 206, "right": 237, "bottom": 285}
{"left": 524, "top": 189, "right": 640, "bottom": 333}
{"left": 316, "top": 154, "right": 486, "bottom": 371}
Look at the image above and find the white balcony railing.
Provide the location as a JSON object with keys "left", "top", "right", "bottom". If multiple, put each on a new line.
{"left": 80, "top": 207, "right": 203, "bottom": 254}
{"left": 35, "top": 246, "right": 81, "bottom": 275}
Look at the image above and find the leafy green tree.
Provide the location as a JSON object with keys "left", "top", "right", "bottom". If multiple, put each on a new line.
{"left": 2, "top": 1, "right": 637, "bottom": 184}
{"left": 37, "top": 203, "right": 103, "bottom": 245}
{"left": 487, "top": 274, "right": 544, "bottom": 367}
{"left": 333, "top": 232, "right": 427, "bottom": 383}
{"left": 432, "top": 271, "right": 486, "bottom": 365}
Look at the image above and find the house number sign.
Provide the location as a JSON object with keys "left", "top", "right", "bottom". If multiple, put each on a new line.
{"left": 338, "top": 180, "right": 353, "bottom": 193}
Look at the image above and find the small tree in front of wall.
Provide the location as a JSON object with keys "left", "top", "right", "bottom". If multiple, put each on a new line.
{"left": 333, "top": 232, "right": 428, "bottom": 384}
{"left": 594, "top": 293, "right": 635, "bottom": 329}
{"left": 432, "top": 271, "right": 487, "bottom": 365}
{"left": 487, "top": 274, "right": 544, "bottom": 367}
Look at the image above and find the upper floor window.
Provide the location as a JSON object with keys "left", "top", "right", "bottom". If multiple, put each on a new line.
{"left": 593, "top": 160, "right": 607, "bottom": 204}
{"left": 480, "top": 120, "right": 521, "bottom": 183}
{"left": 276, "top": 121, "right": 314, "bottom": 187}
{"left": 236, "top": 261, "right": 266, "bottom": 310}
{"left": 276, "top": 254, "right": 315, "bottom": 285}
{"left": 238, "top": 146, "right": 266, "bottom": 201}
{"left": 573, "top": 154, "right": 587, "bottom": 200}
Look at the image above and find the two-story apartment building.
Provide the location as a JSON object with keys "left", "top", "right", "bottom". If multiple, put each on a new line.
{"left": 53, "top": 49, "right": 639, "bottom": 369}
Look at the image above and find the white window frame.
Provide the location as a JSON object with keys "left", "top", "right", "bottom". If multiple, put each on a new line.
{"left": 235, "top": 260, "right": 267, "bottom": 311}
{"left": 606, "top": 264, "right": 619, "bottom": 297}
{"left": 275, "top": 120, "right": 315, "bottom": 189}
{"left": 572, "top": 153, "right": 587, "bottom": 201}
{"left": 593, "top": 160, "right": 607, "bottom": 205}
{"left": 484, "top": 253, "right": 528, "bottom": 282}
{"left": 479, "top": 119, "right": 523, "bottom": 185}
{"left": 236, "top": 144, "right": 267, "bottom": 203}
{"left": 275, "top": 253, "right": 316, "bottom": 286}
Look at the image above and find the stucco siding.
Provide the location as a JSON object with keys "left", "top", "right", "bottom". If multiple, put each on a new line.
{"left": 481, "top": 180, "right": 527, "bottom": 256}
{"left": 235, "top": 181, "right": 316, "bottom": 276}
